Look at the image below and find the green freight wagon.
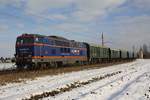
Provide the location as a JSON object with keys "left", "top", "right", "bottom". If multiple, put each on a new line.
{"left": 110, "top": 49, "right": 121, "bottom": 59}
{"left": 87, "top": 44, "right": 110, "bottom": 63}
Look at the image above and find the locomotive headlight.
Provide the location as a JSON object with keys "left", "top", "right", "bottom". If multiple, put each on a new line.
{"left": 32, "top": 59, "right": 35, "bottom": 62}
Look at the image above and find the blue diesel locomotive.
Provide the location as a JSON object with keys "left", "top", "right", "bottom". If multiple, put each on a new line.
{"left": 15, "top": 34, "right": 87, "bottom": 68}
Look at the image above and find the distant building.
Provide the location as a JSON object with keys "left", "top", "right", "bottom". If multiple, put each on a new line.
{"left": 139, "top": 48, "right": 144, "bottom": 59}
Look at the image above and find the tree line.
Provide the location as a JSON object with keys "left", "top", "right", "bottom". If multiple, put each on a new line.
{"left": 0, "top": 57, "right": 15, "bottom": 63}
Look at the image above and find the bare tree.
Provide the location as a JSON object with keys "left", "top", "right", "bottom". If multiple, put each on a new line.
{"left": 143, "top": 44, "right": 150, "bottom": 58}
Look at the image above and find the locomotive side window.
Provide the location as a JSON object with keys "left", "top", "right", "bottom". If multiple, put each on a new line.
{"left": 64, "top": 48, "right": 67, "bottom": 52}
{"left": 60, "top": 48, "right": 63, "bottom": 53}
{"left": 43, "top": 38, "right": 49, "bottom": 44}
{"left": 67, "top": 48, "right": 70, "bottom": 53}
{"left": 55, "top": 40, "right": 62, "bottom": 46}
{"left": 60, "top": 48, "right": 70, "bottom": 53}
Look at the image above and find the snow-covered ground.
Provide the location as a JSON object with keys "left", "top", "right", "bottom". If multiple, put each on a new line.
{"left": 0, "top": 59, "right": 150, "bottom": 100}
{"left": 0, "top": 63, "right": 16, "bottom": 70}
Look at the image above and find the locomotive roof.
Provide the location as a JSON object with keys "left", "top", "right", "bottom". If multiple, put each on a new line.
{"left": 48, "top": 36, "right": 69, "bottom": 41}
{"left": 19, "top": 33, "right": 45, "bottom": 38}
{"left": 19, "top": 34, "right": 83, "bottom": 43}
{"left": 48, "top": 36, "right": 83, "bottom": 44}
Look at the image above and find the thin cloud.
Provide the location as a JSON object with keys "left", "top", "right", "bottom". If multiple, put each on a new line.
{"left": 0, "top": 0, "right": 150, "bottom": 57}
{"left": 0, "top": 25, "right": 9, "bottom": 32}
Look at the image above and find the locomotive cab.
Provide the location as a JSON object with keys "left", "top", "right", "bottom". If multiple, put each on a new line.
{"left": 15, "top": 34, "right": 37, "bottom": 68}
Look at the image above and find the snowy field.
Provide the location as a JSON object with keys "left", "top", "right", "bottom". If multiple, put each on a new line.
{"left": 0, "top": 59, "right": 150, "bottom": 100}
{"left": 0, "top": 63, "right": 16, "bottom": 70}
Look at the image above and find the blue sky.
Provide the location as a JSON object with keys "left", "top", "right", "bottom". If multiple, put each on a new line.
{"left": 0, "top": 0, "right": 150, "bottom": 57}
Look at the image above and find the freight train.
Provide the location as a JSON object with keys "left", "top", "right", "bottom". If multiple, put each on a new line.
{"left": 15, "top": 34, "right": 137, "bottom": 69}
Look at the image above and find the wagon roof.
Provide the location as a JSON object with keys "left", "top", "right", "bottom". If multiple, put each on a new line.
{"left": 110, "top": 48, "right": 120, "bottom": 51}
{"left": 89, "top": 43, "right": 109, "bottom": 48}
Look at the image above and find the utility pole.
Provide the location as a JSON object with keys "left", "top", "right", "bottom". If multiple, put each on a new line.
{"left": 101, "top": 32, "right": 104, "bottom": 47}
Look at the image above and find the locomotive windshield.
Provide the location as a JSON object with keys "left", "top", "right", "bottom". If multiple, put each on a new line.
{"left": 16, "top": 37, "right": 34, "bottom": 44}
